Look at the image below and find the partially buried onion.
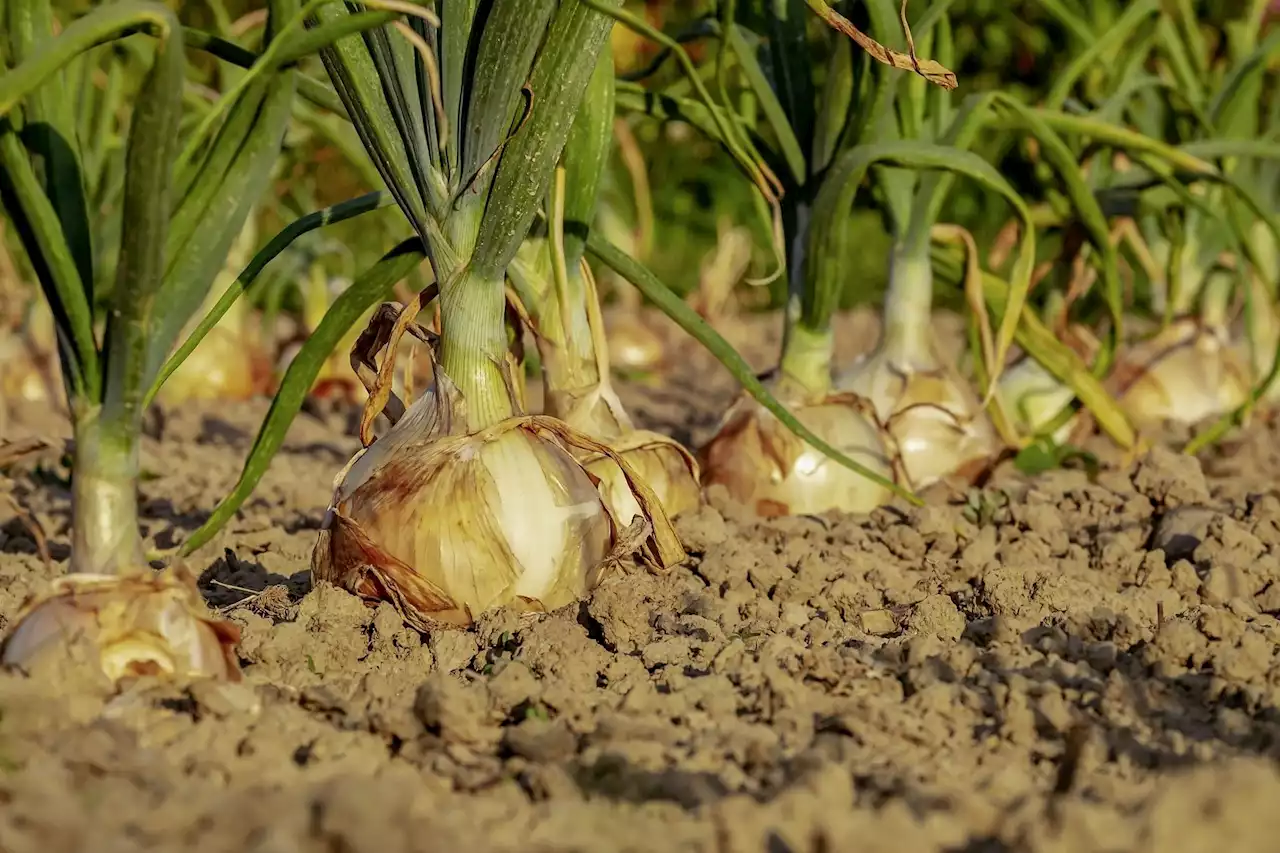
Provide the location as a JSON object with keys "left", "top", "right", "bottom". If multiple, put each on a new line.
{"left": 312, "top": 370, "right": 684, "bottom": 631}
{"left": 1112, "top": 318, "right": 1250, "bottom": 428}
{"left": 1, "top": 570, "right": 241, "bottom": 685}
{"left": 699, "top": 375, "right": 893, "bottom": 518}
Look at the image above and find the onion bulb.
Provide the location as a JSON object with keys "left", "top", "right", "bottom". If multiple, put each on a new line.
{"left": 1112, "top": 318, "right": 1250, "bottom": 427}
{"left": 581, "top": 429, "right": 702, "bottom": 524}
{"left": 312, "top": 372, "right": 684, "bottom": 631}
{"left": 836, "top": 347, "right": 999, "bottom": 491}
{"left": 834, "top": 249, "right": 999, "bottom": 490}
{"left": 604, "top": 308, "right": 666, "bottom": 374}
{"left": 1, "top": 571, "right": 241, "bottom": 685}
{"left": 512, "top": 234, "right": 699, "bottom": 521}
{"left": 156, "top": 324, "right": 270, "bottom": 404}
{"left": 699, "top": 377, "right": 893, "bottom": 518}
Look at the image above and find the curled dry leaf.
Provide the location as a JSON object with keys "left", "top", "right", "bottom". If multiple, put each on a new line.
{"left": 699, "top": 379, "right": 893, "bottom": 518}
{"left": 312, "top": 370, "right": 686, "bottom": 632}
{"left": 805, "top": 0, "right": 958, "bottom": 90}
{"left": 580, "top": 429, "right": 702, "bottom": 525}
{"left": 1, "top": 570, "right": 242, "bottom": 686}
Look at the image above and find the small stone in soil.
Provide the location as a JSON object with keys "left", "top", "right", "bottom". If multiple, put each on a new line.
{"left": 859, "top": 609, "right": 898, "bottom": 636}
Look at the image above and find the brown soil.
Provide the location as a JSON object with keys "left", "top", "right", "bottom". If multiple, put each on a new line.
{"left": 5, "top": 309, "right": 1280, "bottom": 853}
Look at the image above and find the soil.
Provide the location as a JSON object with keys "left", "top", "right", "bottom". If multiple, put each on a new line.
{"left": 5, "top": 308, "right": 1280, "bottom": 853}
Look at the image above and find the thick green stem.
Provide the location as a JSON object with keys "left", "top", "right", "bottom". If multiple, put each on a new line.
{"left": 882, "top": 241, "right": 934, "bottom": 366}
{"left": 1200, "top": 269, "right": 1234, "bottom": 328}
{"left": 438, "top": 270, "right": 516, "bottom": 430}
{"left": 70, "top": 409, "right": 145, "bottom": 575}
{"left": 778, "top": 319, "right": 834, "bottom": 399}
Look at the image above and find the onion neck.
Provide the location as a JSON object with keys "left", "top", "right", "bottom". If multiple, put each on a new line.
{"left": 438, "top": 268, "right": 516, "bottom": 431}
{"left": 540, "top": 263, "right": 600, "bottom": 402}
{"left": 779, "top": 317, "right": 833, "bottom": 400}
{"left": 71, "top": 407, "right": 145, "bottom": 575}
{"left": 880, "top": 241, "right": 935, "bottom": 368}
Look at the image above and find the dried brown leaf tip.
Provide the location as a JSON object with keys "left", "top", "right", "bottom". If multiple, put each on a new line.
{"left": 805, "top": 0, "right": 958, "bottom": 91}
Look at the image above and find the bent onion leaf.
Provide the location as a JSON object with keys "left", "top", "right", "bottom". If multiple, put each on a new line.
{"left": 179, "top": 238, "right": 426, "bottom": 556}
{"left": 148, "top": 191, "right": 396, "bottom": 406}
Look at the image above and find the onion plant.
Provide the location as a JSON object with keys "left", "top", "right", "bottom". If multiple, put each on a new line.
{"left": 0, "top": 0, "right": 420, "bottom": 683}
{"left": 992, "top": 0, "right": 1280, "bottom": 449}
{"left": 608, "top": 0, "right": 1044, "bottom": 514}
{"left": 0, "top": 0, "right": 298, "bottom": 681}
{"left": 291, "top": 0, "right": 698, "bottom": 630}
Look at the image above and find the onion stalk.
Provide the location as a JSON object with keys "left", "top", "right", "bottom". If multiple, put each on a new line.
{"left": 697, "top": 2, "right": 968, "bottom": 516}
{"left": 509, "top": 47, "right": 700, "bottom": 523}
{"left": 1008, "top": 1, "right": 1280, "bottom": 443}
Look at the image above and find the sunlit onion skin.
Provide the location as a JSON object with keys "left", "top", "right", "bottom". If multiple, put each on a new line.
{"left": 1112, "top": 318, "right": 1250, "bottom": 427}
{"left": 699, "top": 381, "right": 893, "bottom": 518}
{"left": 1, "top": 571, "right": 241, "bottom": 685}
{"left": 312, "top": 375, "right": 681, "bottom": 631}
{"left": 836, "top": 349, "right": 1000, "bottom": 491}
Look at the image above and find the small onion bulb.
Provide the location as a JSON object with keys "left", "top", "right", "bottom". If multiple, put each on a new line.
{"left": 581, "top": 430, "right": 702, "bottom": 525}
{"left": 699, "top": 385, "right": 893, "bottom": 518}
{"left": 1, "top": 571, "right": 241, "bottom": 686}
{"left": 604, "top": 310, "right": 666, "bottom": 374}
{"left": 996, "top": 356, "right": 1078, "bottom": 445}
{"left": 837, "top": 349, "right": 999, "bottom": 491}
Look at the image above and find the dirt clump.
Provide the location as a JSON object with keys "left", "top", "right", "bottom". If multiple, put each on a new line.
{"left": 6, "top": 315, "right": 1280, "bottom": 851}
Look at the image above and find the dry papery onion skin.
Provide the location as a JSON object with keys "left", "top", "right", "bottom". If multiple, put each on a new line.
{"left": 699, "top": 391, "right": 893, "bottom": 518}
{"left": 313, "top": 379, "right": 684, "bottom": 632}
{"left": 1, "top": 570, "right": 242, "bottom": 686}
{"left": 1113, "top": 319, "right": 1251, "bottom": 428}
{"left": 582, "top": 429, "right": 702, "bottom": 524}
